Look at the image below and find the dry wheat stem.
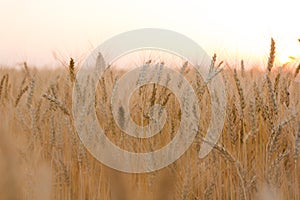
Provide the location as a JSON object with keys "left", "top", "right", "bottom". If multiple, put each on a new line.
{"left": 294, "top": 121, "right": 300, "bottom": 161}
{"left": 294, "top": 64, "right": 300, "bottom": 78}
{"left": 42, "top": 93, "right": 70, "bottom": 116}
{"left": 15, "top": 85, "right": 29, "bottom": 107}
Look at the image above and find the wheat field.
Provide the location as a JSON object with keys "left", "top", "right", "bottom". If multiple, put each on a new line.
{"left": 0, "top": 40, "right": 300, "bottom": 200}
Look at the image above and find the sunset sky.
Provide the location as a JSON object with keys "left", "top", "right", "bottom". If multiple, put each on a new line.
{"left": 0, "top": 0, "right": 299, "bottom": 67}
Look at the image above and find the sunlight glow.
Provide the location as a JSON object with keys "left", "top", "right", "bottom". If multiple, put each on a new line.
{"left": 0, "top": 0, "right": 299, "bottom": 67}
{"left": 277, "top": 39, "right": 300, "bottom": 64}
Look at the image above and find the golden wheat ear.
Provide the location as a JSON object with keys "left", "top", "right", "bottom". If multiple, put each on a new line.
{"left": 68, "top": 58, "right": 75, "bottom": 83}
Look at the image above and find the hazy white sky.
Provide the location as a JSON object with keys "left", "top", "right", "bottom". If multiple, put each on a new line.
{"left": 0, "top": 0, "right": 299, "bottom": 67}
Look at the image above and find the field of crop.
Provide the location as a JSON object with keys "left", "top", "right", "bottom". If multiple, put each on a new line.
{"left": 0, "top": 40, "right": 300, "bottom": 200}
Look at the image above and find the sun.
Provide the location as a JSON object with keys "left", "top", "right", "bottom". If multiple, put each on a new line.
{"left": 277, "top": 40, "right": 300, "bottom": 64}
{"left": 277, "top": 52, "right": 296, "bottom": 64}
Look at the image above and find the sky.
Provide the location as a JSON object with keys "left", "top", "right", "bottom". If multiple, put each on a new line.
{"left": 0, "top": 0, "right": 299, "bottom": 67}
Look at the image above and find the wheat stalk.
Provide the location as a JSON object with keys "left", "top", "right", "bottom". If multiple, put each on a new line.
{"left": 3, "top": 74, "right": 9, "bottom": 100}
{"left": 294, "top": 63, "right": 300, "bottom": 78}
{"left": 15, "top": 85, "right": 29, "bottom": 107}
{"left": 68, "top": 58, "right": 75, "bottom": 83}
{"left": 198, "top": 63, "right": 223, "bottom": 98}
{"left": 267, "top": 38, "right": 276, "bottom": 73}
{"left": 42, "top": 93, "right": 70, "bottom": 116}
{"left": 26, "top": 77, "right": 35, "bottom": 108}
{"left": 234, "top": 69, "right": 246, "bottom": 112}
{"left": 177, "top": 61, "right": 189, "bottom": 89}
{"left": 201, "top": 138, "right": 248, "bottom": 200}
{"left": 23, "top": 62, "right": 31, "bottom": 77}
{"left": 294, "top": 121, "right": 300, "bottom": 161}
{"left": 0, "top": 74, "right": 7, "bottom": 100}
{"left": 274, "top": 72, "right": 281, "bottom": 98}
{"left": 241, "top": 60, "right": 245, "bottom": 78}
{"left": 209, "top": 53, "right": 217, "bottom": 73}
{"left": 266, "top": 75, "right": 278, "bottom": 115}
{"left": 268, "top": 114, "right": 296, "bottom": 162}
{"left": 234, "top": 67, "right": 246, "bottom": 144}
